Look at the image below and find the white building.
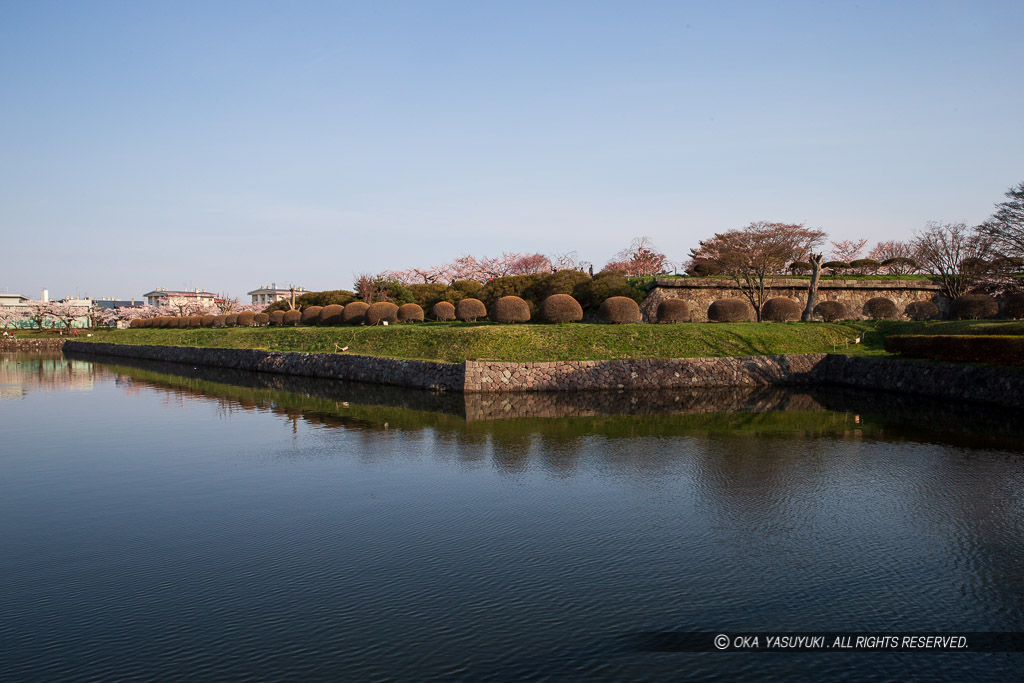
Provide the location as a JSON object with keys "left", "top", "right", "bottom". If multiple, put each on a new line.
{"left": 247, "top": 283, "right": 306, "bottom": 306}
{"left": 143, "top": 288, "right": 223, "bottom": 307}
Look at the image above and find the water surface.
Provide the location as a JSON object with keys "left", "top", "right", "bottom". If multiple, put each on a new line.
{"left": 2, "top": 352, "right": 1022, "bottom": 681}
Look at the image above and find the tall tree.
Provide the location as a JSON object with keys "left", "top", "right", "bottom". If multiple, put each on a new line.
{"left": 691, "top": 221, "right": 827, "bottom": 321}
{"left": 604, "top": 236, "right": 669, "bottom": 276}
{"left": 977, "top": 181, "right": 1024, "bottom": 259}
{"left": 911, "top": 221, "right": 994, "bottom": 298}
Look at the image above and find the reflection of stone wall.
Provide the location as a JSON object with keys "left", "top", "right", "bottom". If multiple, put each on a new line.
{"left": 642, "top": 278, "right": 946, "bottom": 322}
{"left": 464, "top": 387, "right": 825, "bottom": 421}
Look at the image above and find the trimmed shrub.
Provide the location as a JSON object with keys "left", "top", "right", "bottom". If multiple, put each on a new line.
{"left": 341, "top": 301, "right": 369, "bottom": 325}
{"left": 397, "top": 303, "right": 424, "bottom": 323}
{"left": 950, "top": 294, "right": 998, "bottom": 320}
{"left": 862, "top": 297, "right": 897, "bottom": 320}
{"left": 225, "top": 314, "right": 239, "bottom": 327}
{"left": 905, "top": 300, "right": 939, "bottom": 321}
{"left": 237, "top": 311, "right": 256, "bottom": 327}
{"left": 212, "top": 315, "right": 228, "bottom": 328}
{"left": 456, "top": 298, "right": 487, "bottom": 322}
{"left": 201, "top": 314, "right": 216, "bottom": 327}
{"left": 813, "top": 300, "right": 847, "bottom": 322}
{"left": 540, "top": 294, "right": 583, "bottom": 323}
{"left": 188, "top": 315, "right": 202, "bottom": 328}
{"left": 573, "top": 271, "right": 638, "bottom": 310}
{"left": 319, "top": 304, "right": 344, "bottom": 326}
{"left": 822, "top": 261, "right": 850, "bottom": 275}
{"left": 599, "top": 296, "right": 642, "bottom": 324}
{"left": 708, "top": 299, "right": 754, "bottom": 322}
{"left": 300, "top": 306, "right": 323, "bottom": 325}
{"left": 686, "top": 258, "right": 721, "bottom": 276}
{"left": 254, "top": 312, "right": 270, "bottom": 326}
{"left": 1005, "top": 293, "right": 1024, "bottom": 320}
{"left": 129, "top": 319, "right": 142, "bottom": 328}
{"left": 885, "top": 335, "right": 1024, "bottom": 366}
{"left": 850, "top": 258, "right": 882, "bottom": 273}
{"left": 366, "top": 301, "right": 399, "bottom": 325}
{"left": 761, "top": 297, "right": 801, "bottom": 322}
{"left": 409, "top": 283, "right": 449, "bottom": 310}
{"left": 788, "top": 261, "right": 811, "bottom": 275}
{"left": 282, "top": 309, "right": 301, "bottom": 326}
{"left": 490, "top": 296, "right": 531, "bottom": 323}
{"left": 432, "top": 301, "right": 456, "bottom": 321}
{"left": 656, "top": 298, "right": 690, "bottom": 323}
{"left": 269, "top": 310, "right": 286, "bottom": 326}
{"left": 528, "top": 270, "right": 591, "bottom": 302}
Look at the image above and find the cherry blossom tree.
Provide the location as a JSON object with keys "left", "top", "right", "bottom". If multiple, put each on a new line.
{"left": 0, "top": 306, "right": 28, "bottom": 329}
{"left": 603, "top": 237, "right": 669, "bottom": 277}
{"left": 23, "top": 301, "right": 55, "bottom": 330}
{"left": 690, "top": 222, "right": 827, "bottom": 321}
{"left": 829, "top": 238, "right": 868, "bottom": 263}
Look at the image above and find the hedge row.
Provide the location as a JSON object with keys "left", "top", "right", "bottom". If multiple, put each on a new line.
{"left": 884, "top": 335, "right": 1024, "bottom": 366}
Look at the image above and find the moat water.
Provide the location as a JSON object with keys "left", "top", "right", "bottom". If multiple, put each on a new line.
{"left": 2, "top": 352, "right": 1022, "bottom": 681}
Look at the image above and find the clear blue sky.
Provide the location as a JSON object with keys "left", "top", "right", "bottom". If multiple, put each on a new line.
{"left": 2, "top": 0, "right": 1021, "bottom": 299}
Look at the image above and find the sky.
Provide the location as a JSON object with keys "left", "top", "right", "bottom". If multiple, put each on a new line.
{"left": 2, "top": 0, "right": 1022, "bottom": 300}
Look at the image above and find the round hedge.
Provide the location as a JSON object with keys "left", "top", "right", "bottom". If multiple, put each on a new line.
{"left": 172, "top": 317, "right": 185, "bottom": 328}
{"left": 212, "top": 315, "right": 228, "bottom": 328}
{"left": 862, "top": 297, "right": 897, "bottom": 320}
{"left": 455, "top": 298, "right": 487, "bottom": 322}
{"left": 201, "top": 314, "right": 216, "bottom": 327}
{"left": 1005, "top": 293, "right": 1024, "bottom": 320}
{"left": 398, "top": 303, "right": 424, "bottom": 323}
{"left": 269, "top": 310, "right": 285, "bottom": 326}
{"left": 813, "top": 300, "right": 847, "bottom": 322}
{"left": 300, "top": 306, "right": 323, "bottom": 326}
{"left": 950, "top": 294, "right": 998, "bottom": 320}
{"left": 282, "top": 309, "right": 301, "bottom": 326}
{"left": 761, "top": 297, "right": 801, "bottom": 322}
{"left": 366, "top": 301, "right": 399, "bottom": 325}
{"left": 599, "top": 296, "right": 642, "bottom": 324}
{"left": 432, "top": 301, "right": 456, "bottom": 321}
{"left": 188, "top": 315, "right": 202, "bottom": 328}
{"left": 708, "top": 298, "right": 754, "bottom": 322}
{"left": 319, "top": 304, "right": 344, "bottom": 326}
{"left": 129, "top": 319, "right": 142, "bottom": 328}
{"left": 225, "top": 314, "right": 238, "bottom": 327}
{"left": 905, "top": 300, "right": 939, "bottom": 321}
{"left": 342, "top": 301, "right": 369, "bottom": 325}
{"left": 490, "top": 296, "right": 531, "bottom": 323}
{"left": 540, "top": 294, "right": 583, "bottom": 323}
{"left": 254, "top": 312, "right": 270, "bottom": 326}
{"left": 237, "top": 311, "right": 255, "bottom": 327}
{"left": 656, "top": 298, "right": 690, "bottom": 323}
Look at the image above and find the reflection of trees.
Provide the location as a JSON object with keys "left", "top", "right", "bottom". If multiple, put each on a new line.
{"left": 1, "top": 353, "right": 95, "bottom": 397}
{"left": 66, "top": 351, "right": 1024, "bottom": 478}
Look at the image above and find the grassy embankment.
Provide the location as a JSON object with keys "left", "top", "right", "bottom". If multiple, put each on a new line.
{"left": 61, "top": 319, "right": 1024, "bottom": 363}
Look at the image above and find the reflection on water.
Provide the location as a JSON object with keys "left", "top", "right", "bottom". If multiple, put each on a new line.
{"left": 2, "top": 352, "right": 1023, "bottom": 682}
{"left": 61, "top": 349, "right": 1024, "bottom": 455}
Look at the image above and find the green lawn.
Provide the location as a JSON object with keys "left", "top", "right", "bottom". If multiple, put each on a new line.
{"left": 50, "top": 319, "right": 1024, "bottom": 363}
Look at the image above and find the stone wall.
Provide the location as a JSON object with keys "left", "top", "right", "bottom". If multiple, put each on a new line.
{"left": 463, "top": 355, "right": 825, "bottom": 392}
{"left": 0, "top": 338, "right": 68, "bottom": 352}
{"left": 64, "top": 341, "right": 465, "bottom": 391}
{"left": 642, "top": 277, "right": 946, "bottom": 322}
{"left": 61, "top": 341, "right": 1024, "bottom": 407}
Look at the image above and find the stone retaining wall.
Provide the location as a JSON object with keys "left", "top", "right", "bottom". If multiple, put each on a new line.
{"left": 0, "top": 338, "right": 68, "bottom": 352}
{"left": 62, "top": 341, "right": 1023, "bottom": 407}
{"left": 64, "top": 341, "right": 465, "bottom": 391}
{"left": 643, "top": 277, "right": 946, "bottom": 322}
{"left": 463, "top": 355, "right": 825, "bottom": 392}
